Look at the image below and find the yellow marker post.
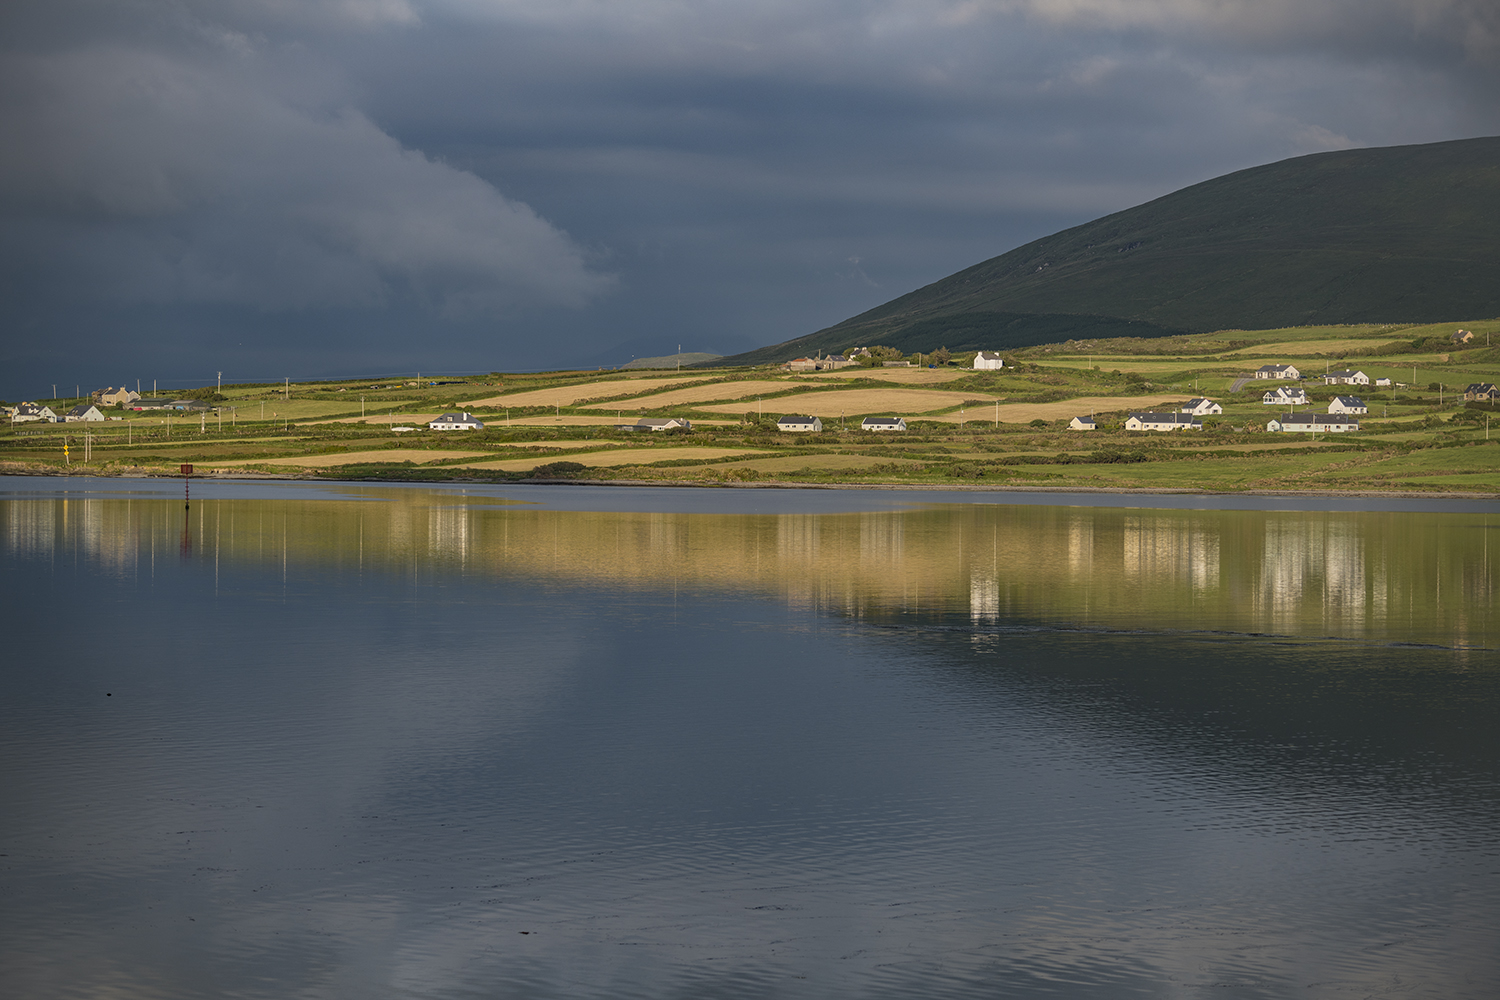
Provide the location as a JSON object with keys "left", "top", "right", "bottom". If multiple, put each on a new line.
{"left": 63, "top": 441, "right": 70, "bottom": 466}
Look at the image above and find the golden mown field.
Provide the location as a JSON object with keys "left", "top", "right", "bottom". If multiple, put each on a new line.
{"left": 581, "top": 379, "right": 794, "bottom": 409}
{"left": 464, "top": 376, "right": 704, "bottom": 408}
{"left": 699, "top": 387, "right": 1001, "bottom": 417}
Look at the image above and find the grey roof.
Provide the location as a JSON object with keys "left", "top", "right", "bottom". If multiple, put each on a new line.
{"left": 1129, "top": 412, "right": 1197, "bottom": 422}
{"left": 777, "top": 415, "right": 817, "bottom": 423}
{"left": 1275, "top": 413, "right": 1358, "bottom": 424}
{"left": 1332, "top": 396, "right": 1365, "bottom": 405}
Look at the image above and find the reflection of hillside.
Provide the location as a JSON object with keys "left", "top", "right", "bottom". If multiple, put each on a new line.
{"left": 2, "top": 495, "right": 1494, "bottom": 648}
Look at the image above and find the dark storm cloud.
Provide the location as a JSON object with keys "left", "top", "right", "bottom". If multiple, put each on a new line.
{"left": 1, "top": 0, "right": 1497, "bottom": 395}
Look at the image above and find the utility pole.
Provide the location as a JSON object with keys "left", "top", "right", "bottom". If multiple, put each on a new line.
{"left": 217, "top": 372, "right": 222, "bottom": 392}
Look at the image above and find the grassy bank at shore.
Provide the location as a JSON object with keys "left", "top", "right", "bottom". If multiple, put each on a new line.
{"left": 6, "top": 322, "right": 1498, "bottom": 495}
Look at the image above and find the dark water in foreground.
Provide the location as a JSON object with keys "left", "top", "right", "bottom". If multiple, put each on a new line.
{"left": 3, "top": 478, "right": 1499, "bottom": 998}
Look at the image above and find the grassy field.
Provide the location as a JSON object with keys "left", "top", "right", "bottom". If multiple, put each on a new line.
{"left": 5, "top": 322, "right": 1497, "bottom": 493}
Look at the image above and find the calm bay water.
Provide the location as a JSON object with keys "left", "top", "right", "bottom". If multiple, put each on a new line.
{"left": 3, "top": 477, "right": 1498, "bottom": 998}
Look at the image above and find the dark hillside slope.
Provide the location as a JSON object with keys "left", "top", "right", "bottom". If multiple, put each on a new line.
{"left": 722, "top": 136, "right": 1500, "bottom": 365}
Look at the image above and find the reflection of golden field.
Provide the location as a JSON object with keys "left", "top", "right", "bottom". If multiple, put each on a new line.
{"left": 208, "top": 449, "right": 490, "bottom": 468}
{"left": 6, "top": 495, "right": 1491, "bottom": 650}
{"left": 925, "top": 394, "right": 1192, "bottom": 424}
{"left": 700, "top": 387, "right": 1000, "bottom": 417}
{"left": 812, "top": 368, "right": 969, "bottom": 383}
{"left": 716, "top": 454, "right": 918, "bottom": 472}
{"left": 457, "top": 447, "right": 768, "bottom": 471}
{"left": 582, "top": 380, "right": 793, "bottom": 409}
{"left": 464, "top": 376, "right": 704, "bottom": 408}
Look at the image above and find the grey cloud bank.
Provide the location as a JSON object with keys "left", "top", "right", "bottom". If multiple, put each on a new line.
{"left": 2, "top": 0, "right": 1497, "bottom": 397}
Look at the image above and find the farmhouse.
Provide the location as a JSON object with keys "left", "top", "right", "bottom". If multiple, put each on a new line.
{"left": 428, "top": 412, "right": 485, "bottom": 430}
{"left": 785, "top": 357, "right": 820, "bottom": 372}
{"left": 11, "top": 403, "right": 57, "bottom": 424}
{"left": 1463, "top": 383, "right": 1499, "bottom": 402}
{"left": 1180, "top": 397, "right": 1222, "bottom": 415}
{"left": 1068, "top": 416, "right": 1097, "bottom": 431}
{"left": 1126, "top": 412, "right": 1201, "bottom": 432}
{"left": 1267, "top": 413, "right": 1360, "bottom": 433}
{"left": 64, "top": 404, "right": 105, "bottom": 422}
{"left": 95, "top": 386, "right": 140, "bottom": 406}
{"left": 1328, "top": 396, "right": 1367, "bottom": 415}
{"left": 1262, "top": 386, "right": 1309, "bottom": 405}
{"left": 1451, "top": 329, "right": 1474, "bottom": 344}
{"left": 1254, "top": 364, "right": 1301, "bottom": 380}
{"left": 635, "top": 417, "right": 691, "bottom": 431}
{"left": 972, "top": 351, "right": 1005, "bottom": 370}
{"left": 777, "top": 415, "right": 823, "bottom": 432}
{"left": 1324, "top": 369, "right": 1370, "bottom": 385}
{"left": 860, "top": 416, "right": 906, "bottom": 432}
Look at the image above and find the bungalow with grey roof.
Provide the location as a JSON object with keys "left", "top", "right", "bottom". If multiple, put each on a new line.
{"left": 64, "top": 404, "right": 105, "bottom": 422}
{"left": 1126, "top": 412, "right": 1201, "bottom": 431}
{"left": 428, "top": 412, "right": 485, "bottom": 430}
{"left": 1328, "top": 396, "right": 1367, "bottom": 415}
{"left": 1267, "top": 413, "right": 1359, "bottom": 433}
{"left": 860, "top": 416, "right": 906, "bottom": 432}
{"left": 1254, "top": 364, "right": 1301, "bottom": 380}
{"left": 1324, "top": 369, "right": 1370, "bottom": 385}
{"left": 1068, "top": 416, "right": 1097, "bottom": 431}
{"left": 1180, "top": 397, "right": 1222, "bottom": 415}
{"left": 777, "top": 415, "right": 823, "bottom": 432}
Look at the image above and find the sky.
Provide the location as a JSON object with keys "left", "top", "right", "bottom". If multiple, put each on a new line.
{"left": 2, "top": 0, "right": 1498, "bottom": 399}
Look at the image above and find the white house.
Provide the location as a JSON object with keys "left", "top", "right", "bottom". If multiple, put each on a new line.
{"left": 1126, "top": 412, "right": 1201, "bottom": 431}
{"left": 1262, "top": 386, "right": 1308, "bottom": 406}
{"left": 428, "top": 411, "right": 484, "bottom": 430}
{"left": 972, "top": 351, "right": 1005, "bottom": 371}
{"left": 860, "top": 416, "right": 906, "bottom": 432}
{"left": 1324, "top": 369, "right": 1370, "bottom": 385}
{"left": 1328, "top": 396, "right": 1367, "bottom": 415}
{"left": 1180, "top": 397, "right": 1222, "bottom": 416}
{"left": 64, "top": 404, "right": 105, "bottom": 422}
{"left": 1267, "top": 413, "right": 1359, "bottom": 433}
{"left": 1375, "top": 377, "right": 1393, "bottom": 387}
{"left": 635, "top": 417, "right": 692, "bottom": 431}
{"left": 777, "top": 415, "right": 823, "bottom": 432}
{"left": 1254, "top": 364, "right": 1301, "bottom": 380}
{"left": 1068, "top": 416, "right": 1097, "bottom": 431}
{"left": 11, "top": 403, "right": 57, "bottom": 423}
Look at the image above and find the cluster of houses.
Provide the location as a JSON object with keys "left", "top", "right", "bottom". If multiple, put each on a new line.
{"left": 7, "top": 402, "right": 117, "bottom": 424}
{"left": 1068, "top": 387, "right": 1373, "bottom": 434}
{"left": 774, "top": 415, "right": 907, "bottom": 432}
{"left": 782, "top": 350, "right": 1009, "bottom": 373}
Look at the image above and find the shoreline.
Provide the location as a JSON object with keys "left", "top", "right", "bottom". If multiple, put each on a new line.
{"left": 3, "top": 464, "right": 1497, "bottom": 501}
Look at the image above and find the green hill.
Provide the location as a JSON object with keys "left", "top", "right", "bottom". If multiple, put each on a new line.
{"left": 721, "top": 136, "right": 1500, "bottom": 365}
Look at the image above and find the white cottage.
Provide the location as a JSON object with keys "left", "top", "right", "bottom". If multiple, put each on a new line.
{"left": 11, "top": 403, "right": 57, "bottom": 423}
{"left": 1328, "top": 396, "right": 1367, "bottom": 415}
{"left": 428, "top": 411, "right": 484, "bottom": 430}
{"left": 1324, "top": 369, "right": 1370, "bottom": 385}
{"left": 64, "top": 404, "right": 105, "bottom": 422}
{"left": 1068, "top": 416, "right": 1097, "bottom": 431}
{"left": 972, "top": 351, "right": 1005, "bottom": 371}
{"left": 1267, "top": 413, "right": 1359, "bottom": 433}
{"left": 635, "top": 417, "right": 692, "bottom": 431}
{"left": 777, "top": 415, "right": 823, "bottom": 432}
{"left": 1126, "top": 412, "right": 1201, "bottom": 432}
{"left": 1262, "top": 386, "right": 1309, "bottom": 406}
{"left": 1254, "top": 364, "right": 1301, "bottom": 380}
{"left": 860, "top": 416, "right": 906, "bottom": 432}
{"left": 1180, "top": 397, "right": 1222, "bottom": 416}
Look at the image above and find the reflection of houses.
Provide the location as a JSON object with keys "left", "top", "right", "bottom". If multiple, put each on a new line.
{"left": 1255, "top": 364, "right": 1300, "bottom": 380}
{"left": 973, "top": 351, "right": 1005, "bottom": 371}
{"left": 1180, "top": 397, "right": 1222, "bottom": 415}
{"left": 1324, "top": 369, "right": 1370, "bottom": 385}
{"left": 1125, "top": 412, "right": 1201, "bottom": 431}
{"left": 1068, "top": 416, "right": 1097, "bottom": 431}
{"left": 428, "top": 412, "right": 485, "bottom": 430}
{"left": 1267, "top": 413, "right": 1359, "bottom": 433}
{"left": 1262, "top": 386, "right": 1308, "bottom": 405}
{"left": 777, "top": 415, "right": 822, "bottom": 432}
{"left": 860, "top": 416, "right": 906, "bottom": 432}
{"left": 1123, "top": 516, "right": 1218, "bottom": 592}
